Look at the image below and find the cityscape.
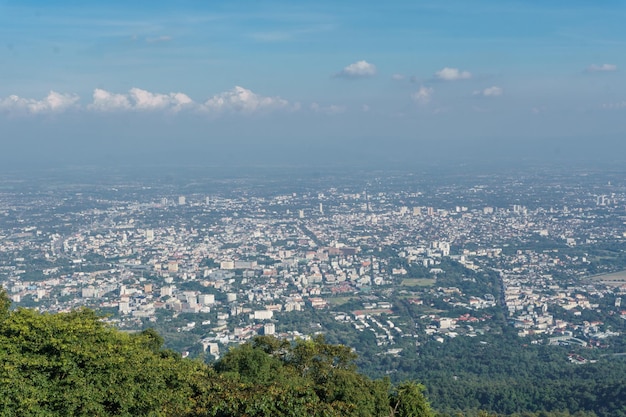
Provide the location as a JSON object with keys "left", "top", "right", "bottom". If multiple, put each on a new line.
{"left": 2, "top": 166, "right": 625, "bottom": 364}
{"left": 3, "top": 0, "right": 626, "bottom": 414}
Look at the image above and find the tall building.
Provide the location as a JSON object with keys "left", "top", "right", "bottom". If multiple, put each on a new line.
{"left": 263, "top": 323, "right": 276, "bottom": 335}
{"left": 199, "top": 294, "right": 215, "bottom": 305}
{"left": 178, "top": 196, "right": 186, "bottom": 205}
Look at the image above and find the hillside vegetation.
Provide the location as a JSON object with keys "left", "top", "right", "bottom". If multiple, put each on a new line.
{"left": 0, "top": 289, "right": 432, "bottom": 417}
{"left": 0, "top": 289, "right": 605, "bottom": 417}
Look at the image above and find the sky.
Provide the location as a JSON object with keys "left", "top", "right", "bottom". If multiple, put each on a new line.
{"left": 1, "top": 0, "right": 626, "bottom": 170}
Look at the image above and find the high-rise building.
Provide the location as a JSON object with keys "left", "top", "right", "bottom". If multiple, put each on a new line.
{"left": 178, "top": 196, "right": 186, "bottom": 205}
{"left": 263, "top": 323, "right": 276, "bottom": 335}
{"left": 199, "top": 294, "right": 215, "bottom": 305}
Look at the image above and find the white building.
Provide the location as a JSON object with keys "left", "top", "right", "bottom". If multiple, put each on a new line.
{"left": 199, "top": 294, "right": 215, "bottom": 305}
{"left": 254, "top": 310, "right": 273, "bottom": 320}
{"left": 263, "top": 323, "right": 276, "bottom": 335}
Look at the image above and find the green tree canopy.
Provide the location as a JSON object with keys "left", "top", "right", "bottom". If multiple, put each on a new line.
{"left": 0, "top": 305, "right": 437, "bottom": 417}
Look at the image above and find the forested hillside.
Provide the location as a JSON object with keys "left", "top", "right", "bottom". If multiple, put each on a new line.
{"left": 0, "top": 288, "right": 431, "bottom": 417}
{"left": 0, "top": 289, "right": 613, "bottom": 417}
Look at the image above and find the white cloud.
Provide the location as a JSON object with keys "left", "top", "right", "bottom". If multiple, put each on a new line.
{"left": 203, "top": 86, "right": 291, "bottom": 113}
{"left": 411, "top": 86, "right": 433, "bottom": 105}
{"left": 391, "top": 73, "right": 406, "bottom": 81}
{"left": 310, "top": 102, "right": 346, "bottom": 114}
{"left": 89, "top": 89, "right": 132, "bottom": 111}
{"left": 41, "top": 91, "right": 79, "bottom": 112}
{"left": 473, "top": 86, "right": 503, "bottom": 97}
{"left": 434, "top": 67, "right": 472, "bottom": 81}
{"left": 0, "top": 91, "right": 79, "bottom": 114}
{"left": 336, "top": 60, "right": 377, "bottom": 78}
{"left": 88, "top": 88, "right": 194, "bottom": 112}
{"left": 602, "top": 101, "right": 626, "bottom": 109}
{"left": 2, "top": 86, "right": 292, "bottom": 116}
{"left": 587, "top": 63, "right": 617, "bottom": 72}
{"left": 130, "top": 88, "right": 193, "bottom": 111}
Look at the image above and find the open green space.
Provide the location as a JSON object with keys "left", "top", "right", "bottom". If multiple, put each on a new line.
{"left": 589, "top": 270, "right": 626, "bottom": 285}
{"left": 400, "top": 278, "right": 436, "bottom": 287}
{"left": 327, "top": 296, "right": 355, "bottom": 306}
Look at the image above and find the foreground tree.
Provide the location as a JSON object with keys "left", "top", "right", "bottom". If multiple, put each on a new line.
{"left": 0, "top": 304, "right": 203, "bottom": 416}
{"left": 213, "top": 335, "right": 394, "bottom": 417}
{"left": 0, "top": 294, "right": 436, "bottom": 417}
{"left": 0, "top": 288, "right": 9, "bottom": 320}
{"left": 390, "top": 381, "right": 434, "bottom": 417}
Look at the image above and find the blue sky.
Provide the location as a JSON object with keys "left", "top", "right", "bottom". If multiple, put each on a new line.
{"left": 1, "top": 0, "right": 626, "bottom": 169}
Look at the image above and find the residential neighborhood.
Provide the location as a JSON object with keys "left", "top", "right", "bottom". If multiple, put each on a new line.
{"left": 1, "top": 168, "right": 625, "bottom": 359}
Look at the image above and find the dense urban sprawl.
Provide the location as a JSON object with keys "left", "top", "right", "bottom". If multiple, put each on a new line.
{"left": 1, "top": 167, "right": 625, "bottom": 362}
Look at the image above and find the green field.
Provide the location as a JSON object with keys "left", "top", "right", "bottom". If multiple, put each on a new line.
{"left": 400, "top": 278, "right": 436, "bottom": 287}
{"left": 327, "top": 296, "right": 354, "bottom": 306}
{"left": 590, "top": 270, "right": 626, "bottom": 286}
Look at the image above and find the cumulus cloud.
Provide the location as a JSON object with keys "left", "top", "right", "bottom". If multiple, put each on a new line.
{"left": 88, "top": 88, "right": 194, "bottom": 112}
{"left": 0, "top": 91, "right": 79, "bottom": 114}
{"left": 434, "top": 67, "right": 472, "bottom": 81}
{"left": 129, "top": 88, "right": 193, "bottom": 111}
{"left": 473, "top": 86, "right": 503, "bottom": 97}
{"left": 310, "top": 102, "right": 346, "bottom": 114}
{"left": 202, "top": 86, "right": 291, "bottom": 113}
{"left": 89, "top": 89, "right": 132, "bottom": 111}
{"left": 2, "top": 86, "right": 295, "bottom": 116}
{"left": 587, "top": 63, "right": 617, "bottom": 72}
{"left": 411, "top": 86, "right": 433, "bottom": 105}
{"left": 335, "top": 60, "right": 377, "bottom": 78}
